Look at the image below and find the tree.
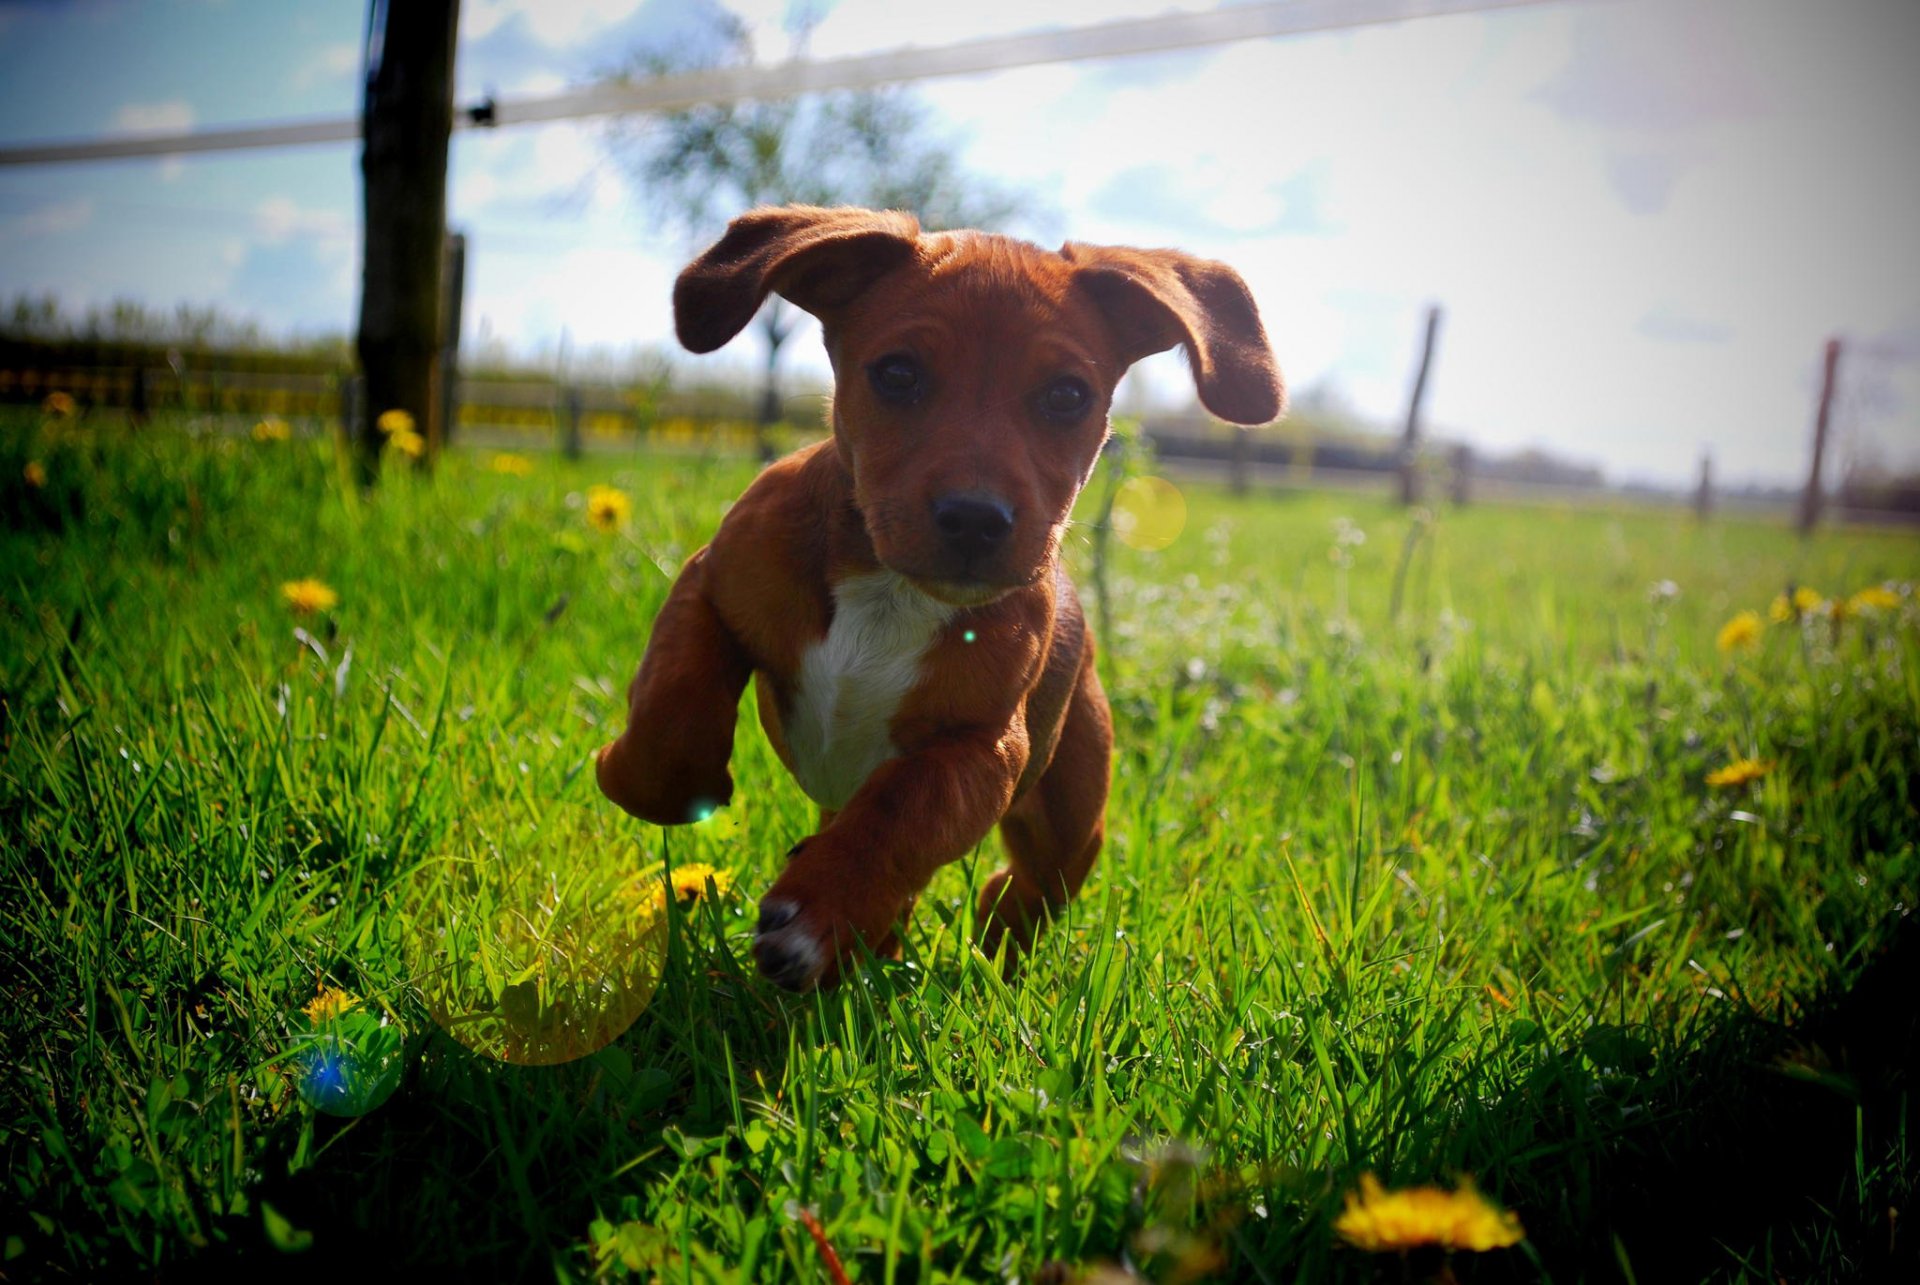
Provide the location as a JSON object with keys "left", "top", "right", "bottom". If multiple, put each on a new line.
{"left": 608, "top": 5, "right": 1035, "bottom": 460}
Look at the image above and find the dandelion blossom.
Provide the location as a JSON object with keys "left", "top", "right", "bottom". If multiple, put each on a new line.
{"left": 387, "top": 428, "right": 427, "bottom": 459}
{"left": 281, "top": 578, "right": 339, "bottom": 615}
{"left": 1706, "top": 757, "right": 1770, "bottom": 788}
{"left": 376, "top": 408, "right": 415, "bottom": 436}
{"left": 1716, "top": 610, "right": 1762, "bottom": 653}
{"left": 1333, "top": 1173, "right": 1524, "bottom": 1253}
{"left": 253, "top": 417, "right": 292, "bottom": 442}
{"left": 586, "top": 484, "right": 631, "bottom": 532}
{"left": 489, "top": 452, "right": 535, "bottom": 476}
{"left": 23, "top": 460, "right": 47, "bottom": 488}
{"left": 1769, "top": 586, "right": 1823, "bottom": 623}
{"left": 666, "top": 863, "right": 732, "bottom": 903}
{"left": 1847, "top": 585, "right": 1900, "bottom": 614}
{"left": 302, "top": 985, "right": 360, "bottom": 1025}
{"left": 42, "top": 391, "right": 76, "bottom": 419}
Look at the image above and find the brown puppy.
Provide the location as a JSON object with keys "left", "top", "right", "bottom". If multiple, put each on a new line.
{"left": 597, "top": 205, "right": 1281, "bottom": 991}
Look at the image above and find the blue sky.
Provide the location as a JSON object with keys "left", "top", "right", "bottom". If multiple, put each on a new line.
{"left": 1, "top": 0, "right": 1916, "bottom": 488}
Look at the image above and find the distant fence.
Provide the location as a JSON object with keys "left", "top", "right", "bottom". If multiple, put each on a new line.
{"left": 0, "top": 362, "right": 815, "bottom": 450}
{"left": 1147, "top": 424, "right": 1395, "bottom": 476}
{"left": 3, "top": 361, "right": 1407, "bottom": 472}
{"left": 13, "top": 359, "right": 1912, "bottom": 524}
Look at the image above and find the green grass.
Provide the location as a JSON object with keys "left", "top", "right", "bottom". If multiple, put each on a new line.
{"left": 3, "top": 409, "right": 1918, "bottom": 1282}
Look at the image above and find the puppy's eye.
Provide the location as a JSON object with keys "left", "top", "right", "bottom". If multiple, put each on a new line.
{"left": 1040, "top": 377, "right": 1091, "bottom": 421}
{"left": 868, "top": 354, "right": 923, "bottom": 404}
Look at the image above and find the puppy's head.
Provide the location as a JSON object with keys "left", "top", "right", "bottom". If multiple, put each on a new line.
{"left": 675, "top": 205, "right": 1282, "bottom": 604}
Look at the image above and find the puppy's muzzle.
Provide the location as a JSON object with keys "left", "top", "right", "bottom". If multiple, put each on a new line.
{"left": 932, "top": 493, "right": 1014, "bottom": 560}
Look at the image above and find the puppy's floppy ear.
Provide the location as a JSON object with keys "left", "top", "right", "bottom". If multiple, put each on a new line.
{"left": 1063, "top": 243, "right": 1284, "bottom": 426}
{"left": 674, "top": 205, "right": 922, "bottom": 353}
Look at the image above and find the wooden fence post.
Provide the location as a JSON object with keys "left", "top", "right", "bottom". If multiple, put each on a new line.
{"left": 129, "top": 364, "right": 149, "bottom": 428}
{"left": 562, "top": 385, "right": 583, "bottom": 460}
{"left": 1694, "top": 452, "right": 1713, "bottom": 521}
{"left": 338, "top": 373, "right": 362, "bottom": 446}
{"left": 1229, "top": 424, "right": 1251, "bottom": 495}
{"left": 437, "top": 230, "right": 466, "bottom": 449}
{"left": 1399, "top": 304, "right": 1442, "bottom": 506}
{"left": 1797, "top": 338, "right": 1841, "bottom": 536}
{"left": 1449, "top": 443, "right": 1471, "bottom": 507}
{"left": 355, "top": 0, "right": 459, "bottom": 482}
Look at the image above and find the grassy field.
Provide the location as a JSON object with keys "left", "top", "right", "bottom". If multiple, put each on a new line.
{"left": 3, "top": 407, "right": 1918, "bottom": 1282}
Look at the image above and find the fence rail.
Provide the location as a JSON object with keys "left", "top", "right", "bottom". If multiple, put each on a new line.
{"left": 3, "top": 362, "right": 1401, "bottom": 468}
{"left": 0, "top": 363, "right": 822, "bottom": 439}
{"left": 15, "top": 359, "right": 1908, "bottom": 525}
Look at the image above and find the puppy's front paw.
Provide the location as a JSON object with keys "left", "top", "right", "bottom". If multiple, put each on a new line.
{"left": 752, "top": 896, "right": 830, "bottom": 992}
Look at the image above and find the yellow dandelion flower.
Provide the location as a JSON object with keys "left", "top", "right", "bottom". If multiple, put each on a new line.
{"left": 387, "top": 428, "right": 427, "bottom": 459}
{"left": 586, "top": 484, "right": 631, "bottom": 532}
{"left": 1848, "top": 585, "right": 1900, "bottom": 614}
{"left": 42, "top": 391, "right": 76, "bottom": 418}
{"left": 1716, "top": 610, "right": 1762, "bottom": 653}
{"left": 375, "top": 408, "right": 414, "bottom": 436}
{"left": 488, "top": 452, "right": 535, "bottom": 477}
{"left": 1706, "top": 757, "right": 1770, "bottom": 788}
{"left": 666, "top": 863, "right": 732, "bottom": 903}
{"left": 1333, "top": 1173, "right": 1524, "bottom": 1253}
{"left": 302, "top": 985, "right": 360, "bottom": 1025}
{"left": 23, "top": 460, "right": 48, "bottom": 488}
{"left": 281, "top": 578, "right": 340, "bottom": 614}
{"left": 252, "top": 416, "right": 292, "bottom": 442}
{"left": 1769, "top": 586, "right": 1823, "bottom": 623}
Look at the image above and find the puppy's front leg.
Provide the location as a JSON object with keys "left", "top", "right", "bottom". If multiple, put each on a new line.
{"left": 597, "top": 549, "right": 753, "bottom": 826}
{"left": 753, "top": 722, "right": 1029, "bottom": 991}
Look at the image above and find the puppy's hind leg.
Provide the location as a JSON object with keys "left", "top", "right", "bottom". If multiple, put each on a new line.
{"left": 981, "top": 650, "right": 1113, "bottom": 966}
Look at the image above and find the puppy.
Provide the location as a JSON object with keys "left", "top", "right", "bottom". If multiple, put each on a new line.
{"left": 597, "top": 205, "right": 1281, "bottom": 991}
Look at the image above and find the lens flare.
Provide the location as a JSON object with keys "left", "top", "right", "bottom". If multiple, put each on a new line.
{"left": 1111, "top": 475, "right": 1187, "bottom": 551}
{"left": 398, "top": 804, "right": 669, "bottom": 1066}
{"left": 694, "top": 799, "right": 744, "bottom": 843}
{"left": 290, "top": 990, "right": 404, "bottom": 1117}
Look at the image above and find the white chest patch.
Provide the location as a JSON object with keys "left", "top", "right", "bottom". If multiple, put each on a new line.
{"left": 785, "top": 572, "right": 956, "bottom": 811}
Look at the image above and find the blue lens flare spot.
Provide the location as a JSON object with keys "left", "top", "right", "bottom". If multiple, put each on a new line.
{"left": 290, "top": 991, "right": 404, "bottom": 1117}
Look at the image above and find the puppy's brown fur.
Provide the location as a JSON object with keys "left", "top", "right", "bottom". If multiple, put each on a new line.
{"left": 598, "top": 206, "right": 1280, "bottom": 990}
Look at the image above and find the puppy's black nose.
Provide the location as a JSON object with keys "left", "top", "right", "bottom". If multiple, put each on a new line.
{"left": 932, "top": 494, "right": 1014, "bottom": 556}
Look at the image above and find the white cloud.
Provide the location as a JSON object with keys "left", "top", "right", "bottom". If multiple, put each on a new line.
{"left": 507, "top": 71, "right": 567, "bottom": 97}
{"left": 464, "top": 0, "right": 648, "bottom": 48}
{"left": 254, "top": 197, "right": 352, "bottom": 245}
{"left": 469, "top": 242, "right": 678, "bottom": 352}
{"left": 451, "top": 121, "right": 630, "bottom": 222}
{"left": 802, "top": 0, "right": 1217, "bottom": 59}
{"left": 111, "top": 100, "right": 195, "bottom": 134}
{"left": 2, "top": 198, "right": 95, "bottom": 239}
{"left": 296, "top": 41, "right": 360, "bottom": 88}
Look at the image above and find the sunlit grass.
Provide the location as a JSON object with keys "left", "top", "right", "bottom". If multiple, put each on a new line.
{"left": 2, "top": 409, "right": 1916, "bottom": 1280}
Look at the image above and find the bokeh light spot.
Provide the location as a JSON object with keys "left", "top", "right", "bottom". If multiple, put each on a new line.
{"left": 398, "top": 804, "right": 669, "bottom": 1066}
{"left": 290, "top": 994, "right": 404, "bottom": 1117}
{"left": 1111, "top": 475, "right": 1187, "bottom": 551}
{"left": 694, "top": 799, "right": 743, "bottom": 843}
